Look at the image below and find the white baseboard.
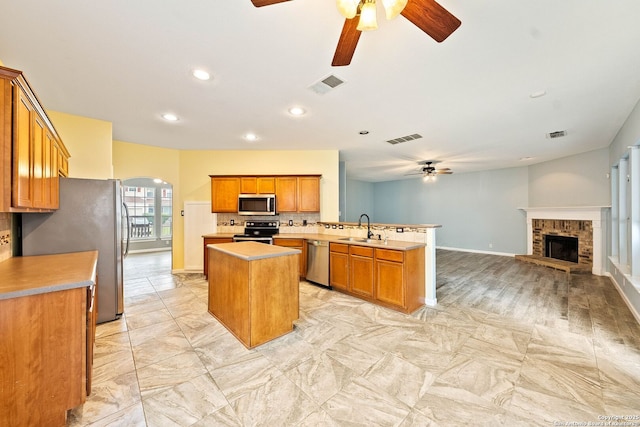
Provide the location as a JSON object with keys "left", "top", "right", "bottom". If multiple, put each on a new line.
{"left": 436, "top": 246, "right": 516, "bottom": 257}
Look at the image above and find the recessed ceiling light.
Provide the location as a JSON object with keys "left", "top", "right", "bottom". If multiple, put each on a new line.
{"left": 529, "top": 90, "right": 547, "bottom": 98}
{"left": 192, "top": 69, "right": 211, "bottom": 81}
{"left": 519, "top": 157, "right": 534, "bottom": 161}
{"left": 244, "top": 133, "right": 258, "bottom": 141}
{"left": 288, "top": 106, "right": 306, "bottom": 116}
{"left": 161, "top": 113, "right": 179, "bottom": 122}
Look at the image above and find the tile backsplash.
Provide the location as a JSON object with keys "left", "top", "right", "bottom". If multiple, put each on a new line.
{"left": 0, "top": 212, "right": 11, "bottom": 263}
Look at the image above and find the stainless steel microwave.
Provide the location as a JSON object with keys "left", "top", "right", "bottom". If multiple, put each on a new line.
{"left": 238, "top": 194, "right": 276, "bottom": 216}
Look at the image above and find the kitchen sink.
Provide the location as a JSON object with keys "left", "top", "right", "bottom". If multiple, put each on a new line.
{"left": 339, "top": 237, "right": 378, "bottom": 243}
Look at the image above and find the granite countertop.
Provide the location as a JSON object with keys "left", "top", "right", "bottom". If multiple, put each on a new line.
{"left": 208, "top": 241, "right": 301, "bottom": 261}
{"left": 203, "top": 232, "right": 426, "bottom": 251}
{"left": 0, "top": 250, "right": 98, "bottom": 300}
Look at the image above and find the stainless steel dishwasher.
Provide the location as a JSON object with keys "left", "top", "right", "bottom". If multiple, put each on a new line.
{"left": 306, "top": 240, "right": 330, "bottom": 288}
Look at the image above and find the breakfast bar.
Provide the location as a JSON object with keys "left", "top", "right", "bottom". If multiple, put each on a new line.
{"left": 207, "top": 241, "right": 300, "bottom": 348}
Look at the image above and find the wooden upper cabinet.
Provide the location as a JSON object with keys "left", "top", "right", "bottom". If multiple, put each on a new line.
{"left": 240, "top": 177, "right": 276, "bottom": 194}
{"left": 298, "top": 176, "right": 320, "bottom": 212}
{"left": 275, "top": 177, "right": 297, "bottom": 212}
{"left": 210, "top": 176, "right": 240, "bottom": 212}
{"left": 211, "top": 174, "right": 320, "bottom": 213}
{"left": 0, "top": 65, "right": 70, "bottom": 212}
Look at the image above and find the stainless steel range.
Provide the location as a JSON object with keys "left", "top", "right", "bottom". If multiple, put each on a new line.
{"left": 233, "top": 221, "right": 279, "bottom": 244}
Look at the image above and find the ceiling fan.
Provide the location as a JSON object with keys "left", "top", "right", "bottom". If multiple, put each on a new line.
{"left": 407, "top": 160, "right": 453, "bottom": 181}
{"left": 250, "top": 0, "right": 461, "bottom": 66}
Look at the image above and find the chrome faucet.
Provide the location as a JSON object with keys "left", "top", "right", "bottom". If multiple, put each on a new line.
{"left": 358, "top": 213, "right": 374, "bottom": 239}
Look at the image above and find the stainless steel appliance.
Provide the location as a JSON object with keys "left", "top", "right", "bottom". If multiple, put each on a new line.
{"left": 20, "top": 177, "right": 130, "bottom": 323}
{"left": 306, "top": 240, "right": 330, "bottom": 288}
{"left": 233, "top": 220, "right": 279, "bottom": 244}
{"left": 238, "top": 194, "right": 276, "bottom": 216}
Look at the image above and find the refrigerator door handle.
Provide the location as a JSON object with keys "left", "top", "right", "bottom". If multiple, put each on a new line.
{"left": 123, "top": 202, "right": 131, "bottom": 258}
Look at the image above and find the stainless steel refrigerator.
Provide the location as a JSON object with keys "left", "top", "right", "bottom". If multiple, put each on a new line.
{"left": 21, "top": 177, "right": 129, "bottom": 323}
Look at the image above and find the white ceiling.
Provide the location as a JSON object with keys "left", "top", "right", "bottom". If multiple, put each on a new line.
{"left": 1, "top": 0, "right": 640, "bottom": 182}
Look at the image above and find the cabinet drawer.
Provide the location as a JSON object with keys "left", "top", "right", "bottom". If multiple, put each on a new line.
{"left": 330, "top": 243, "right": 349, "bottom": 254}
{"left": 273, "top": 238, "right": 304, "bottom": 247}
{"left": 350, "top": 245, "right": 374, "bottom": 257}
{"left": 376, "top": 248, "right": 404, "bottom": 263}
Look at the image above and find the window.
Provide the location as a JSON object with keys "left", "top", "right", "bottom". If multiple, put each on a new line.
{"left": 123, "top": 180, "right": 173, "bottom": 242}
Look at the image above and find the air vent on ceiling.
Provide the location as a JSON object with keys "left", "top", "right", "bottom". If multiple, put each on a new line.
{"left": 386, "top": 134, "right": 423, "bottom": 145}
{"left": 547, "top": 130, "right": 567, "bottom": 139}
{"left": 309, "top": 74, "right": 345, "bottom": 95}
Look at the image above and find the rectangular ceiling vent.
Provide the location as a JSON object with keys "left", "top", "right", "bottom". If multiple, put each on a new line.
{"left": 309, "top": 74, "right": 345, "bottom": 95}
{"left": 547, "top": 130, "right": 567, "bottom": 139}
{"left": 386, "top": 133, "right": 423, "bottom": 145}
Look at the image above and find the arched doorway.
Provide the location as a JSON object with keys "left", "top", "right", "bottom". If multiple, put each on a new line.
{"left": 122, "top": 177, "right": 173, "bottom": 253}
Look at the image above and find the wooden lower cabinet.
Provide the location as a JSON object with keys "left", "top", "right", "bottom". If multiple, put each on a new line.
{"left": 349, "top": 245, "right": 374, "bottom": 297}
{"left": 330, "top": 243, "right": 425, "bottom": 314}
{"left": 273, "top": 238, "right": 306, "bottom": 278}
{"left": 329, "top": 243, "right": 349, "bottom": 291}
{"left": 203, "top": 237, "right": 234, "bottom": 279}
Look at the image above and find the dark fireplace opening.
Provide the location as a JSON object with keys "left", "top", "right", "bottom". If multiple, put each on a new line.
{"left": 545, "top": 234, "right": 578, "bottom": 263}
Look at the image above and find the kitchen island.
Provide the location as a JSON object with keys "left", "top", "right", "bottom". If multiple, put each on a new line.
{"left": 207, "top": 241, "right": 300, "bottom": 348}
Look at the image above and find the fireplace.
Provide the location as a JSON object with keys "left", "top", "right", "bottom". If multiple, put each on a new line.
{"left": 520, "top": 207, "right": 610, "bottom": 276}
{"left": 545, "top": 234, "right": 578, "bottom": 263}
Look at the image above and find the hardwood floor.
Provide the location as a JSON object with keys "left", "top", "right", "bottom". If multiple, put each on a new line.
{"left": 68, "top": 249, "right": 640, "bottom": 426}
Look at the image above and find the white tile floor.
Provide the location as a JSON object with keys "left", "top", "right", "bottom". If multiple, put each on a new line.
{"left": 68, "top": 250, "right": 640, "bottom": 426}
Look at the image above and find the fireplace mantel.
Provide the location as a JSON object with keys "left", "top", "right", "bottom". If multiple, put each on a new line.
{"left": 518, "top": 206, "right": 610, "bottom": 275}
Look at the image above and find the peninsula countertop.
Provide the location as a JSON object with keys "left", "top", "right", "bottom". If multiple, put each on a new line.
{"left": 203, "top": 233, "right": 427, "bottom": 251}
{"left": 0, "top": 251, "right": 98, "bottom": 300}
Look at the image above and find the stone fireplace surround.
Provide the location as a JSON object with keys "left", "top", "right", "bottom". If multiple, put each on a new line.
{"left": 520, "top": 207, "right": 610, "bottom": 276}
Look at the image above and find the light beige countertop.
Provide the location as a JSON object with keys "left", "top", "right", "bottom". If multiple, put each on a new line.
{"left": 208, "top": 241, "right": 300, "bottom": 261}
{"left": 204, "top": 233, "right": 426, "bottom": 251}
{"left": 0, "top": 250, "right": 98, "bottom": 300}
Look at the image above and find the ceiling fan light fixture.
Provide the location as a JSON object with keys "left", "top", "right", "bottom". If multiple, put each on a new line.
{"left": 336, "top": 0, "right": 359, "bottom": 19}
{"left": 357, "top": 0, "right": 378, "bottom": 31}
{"left": 382, "top": 0, "right": 407, "bottom": 20}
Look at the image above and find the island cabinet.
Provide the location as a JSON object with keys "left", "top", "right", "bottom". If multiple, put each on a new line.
{"left": 203, "top": 236, "right": 234, "bottom": 279}
{"left": 273, "top": 237, "right": 306, "bottom": 278}
{"left": 207, "top": 242, "right": 300, "bottom": 348}
{"left": 0, "top": 65, "right": 71, "bottom": 212}
{"left": 330, "top": 242, "right": 425, "bottom": 314}
{"left": 0, "top": 251, "right": 98, "bottom": 427}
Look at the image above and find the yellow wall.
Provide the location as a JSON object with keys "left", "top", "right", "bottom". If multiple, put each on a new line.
{"left": 48, "top": 111, "right": 113, "bottom": 179}
{"left": 112, "top": 144, "right": 339, "bottom": 271}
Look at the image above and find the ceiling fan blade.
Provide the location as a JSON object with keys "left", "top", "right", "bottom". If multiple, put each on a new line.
{"left": 332, "top": 18, "right": 361, "bottom": 66}
{"left": 401, "top": 0, "right": 461, "bottom": 42}
{"left": 437, "top": 170, "right": 453, "bottom": 174}
{"left": 251, "top": 0, "right": 291, "bottom": 7}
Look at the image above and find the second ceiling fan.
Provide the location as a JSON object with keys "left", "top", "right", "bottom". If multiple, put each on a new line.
{"left": 250, "top": 0, "right": 461, "bottom": 66}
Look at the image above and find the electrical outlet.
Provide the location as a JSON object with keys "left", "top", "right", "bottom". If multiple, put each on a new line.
{"left": 288, "top": 219, "right": 293, "bottom": 226}
{"left": 332, "top": 224, "right": 337, "bottom": 229}
{"left": 396, "top": 227, "right": 404, "bottom": 233}
{"left": 325, "top": 224, "right": 330, "bottom": 229}
{"left": 303, "top": 220, "right": 308, "bottom": 226}
{"left": 489, "top": 243, "right": 493, "bottom": 248}
{"left": 338, "top": 224, "right": 344, "bottom": 229}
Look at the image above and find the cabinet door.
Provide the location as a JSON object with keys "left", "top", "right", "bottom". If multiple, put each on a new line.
{"left": 13, "top": 87, "right": 34, "bottom": 208}
{"left": 275, "top": 177, "right": 297, "bottom": 212}
{"left": 211, "top": 177, "right": 240, "bottom": 212}
{"left": 375, "top": 259, "right": 405, "bottom": 308}
{"left": 44, "top": 130, "right": 59, "bottom": 209}
{"left": 31, "top": 114, "right": 45, "bottom": 208}
{"left": 257, "top": 177, "right": 276, "bottom": 194}
{"left": 298, "top": 176, "right": 320, "bottom": 212}
{"left": 240, "top": 177, "right": 257, "bottom": 194}
{"left": 329, "top": 250, "right": 349, "bottom": 291}
{"left": 350, "top": 251, "right": 374, "bottom": 297}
